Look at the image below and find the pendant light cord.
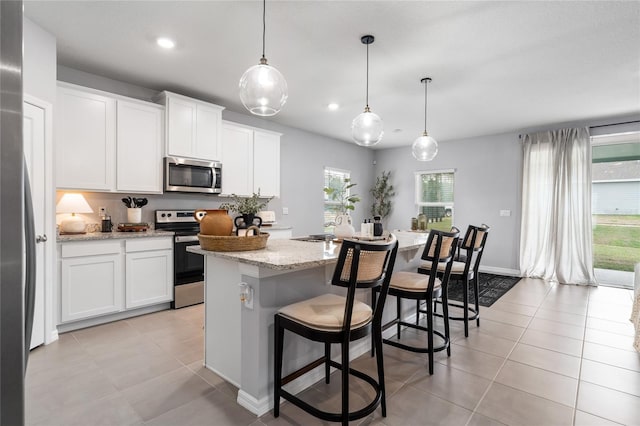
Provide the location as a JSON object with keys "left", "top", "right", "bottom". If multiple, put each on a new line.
{"left": 424, "top": 79, "right": 428, "bottom": 132}
{"left": 365, "top": 42, "right": 369, "bottom": 108}
{"left": 262, "top": 0, "right": 266, "bottom": 60}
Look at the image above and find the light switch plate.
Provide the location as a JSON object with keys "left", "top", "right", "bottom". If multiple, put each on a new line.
{"left": 282, "top": 207, "right": 289, "bottom": 215}
{"left": 500, "top": 209, "right": 511, "bottom": 217}
{"left": 99, "top": 206, "right": 107, "bottom": 216}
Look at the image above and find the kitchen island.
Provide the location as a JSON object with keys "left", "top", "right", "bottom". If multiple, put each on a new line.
{"left": 187, "top": 232, "right": 428, "bottom": 416}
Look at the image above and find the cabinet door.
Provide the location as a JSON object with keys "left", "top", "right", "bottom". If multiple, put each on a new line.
{"left": 166, "top": 96, "right": 196, "bottom": 158}
{"left": 56, "top": 85, "right": 116, "bottom": 190}
{"left": 195, "top": 103, "right": 222, "bottom": 161}
{"left": 253, "top": 131, "right": 280, "bottom": 197}
{"left": 221, "top": 123, "right": 254, "bottom": 196}
{"left": 125, "top": 249, "right": 173, "bottom": 309}
{"left": 116, "top": 100, "right": 163, "bottom": 193}
{"left": 60, "top": 254, "right": 123, "bottom": 322}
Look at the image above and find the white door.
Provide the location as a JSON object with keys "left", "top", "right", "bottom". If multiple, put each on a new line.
{"left": 23, "top": 101, "right": 46, "bottom": 349}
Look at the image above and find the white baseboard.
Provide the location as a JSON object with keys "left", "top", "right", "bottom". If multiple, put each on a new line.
{"left": 46, "top": 329, "right": 59, "bottom": 344}
{"left": 56, "top": 303, "right": 171, "bottom": 333}
{"left": 479, "top": 265, "right": 521, "bottom": 277}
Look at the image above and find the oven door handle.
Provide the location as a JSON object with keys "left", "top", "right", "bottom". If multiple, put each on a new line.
{"left": 175, "top": 235, "right": 200, "bottom": 243}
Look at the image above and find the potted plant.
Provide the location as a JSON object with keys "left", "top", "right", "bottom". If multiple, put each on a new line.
{"left": 323, "top": 178, "right": 360, "bottom": 237}
{"left": 370, "top": 171, "right": 395, "bottom": 223}
{"left": 219, "top": 191, "right": 273, "bottom": 230}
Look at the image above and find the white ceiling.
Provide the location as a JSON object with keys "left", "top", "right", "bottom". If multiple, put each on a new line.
{"left": 24, "top": 1, "right": 640, "bottom": 149}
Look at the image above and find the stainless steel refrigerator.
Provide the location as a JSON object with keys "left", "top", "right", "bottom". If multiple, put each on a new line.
{"left": 1, "top": 1, "right": 36, "bottom": 424}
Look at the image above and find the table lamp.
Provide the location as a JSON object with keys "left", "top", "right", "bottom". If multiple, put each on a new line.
{"left": 56, "top": 193, "right": 94, "bottom": 234}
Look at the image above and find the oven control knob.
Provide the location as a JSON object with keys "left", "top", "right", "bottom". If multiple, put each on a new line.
{"left": 161, "top": 213, "right": 166, "bottom": 218}
{"left": 168, "top": 213, "right": 172, "bottom": 217}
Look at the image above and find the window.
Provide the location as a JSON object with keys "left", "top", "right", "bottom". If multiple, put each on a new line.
{"left": 324, "top": 167, "right": 350, "bottom": 232}
{"left": 415, "top": 169, "right": 455, "bottom": 231}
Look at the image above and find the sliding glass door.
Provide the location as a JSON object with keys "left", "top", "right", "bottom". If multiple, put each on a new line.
{"left": 591, "top": 132, "right": 640, "bottom": 288}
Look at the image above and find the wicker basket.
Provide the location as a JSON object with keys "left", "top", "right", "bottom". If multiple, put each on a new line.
{"left": 198, "top": 226, "right": 269, "bottom": 252}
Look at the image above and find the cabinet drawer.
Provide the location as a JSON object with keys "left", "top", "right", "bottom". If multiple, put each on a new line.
{"left": 126, "top": 237, "right": 173, "bottom": 253}
{"left": 61, "top": 240, "right": 122, "bottom": 258}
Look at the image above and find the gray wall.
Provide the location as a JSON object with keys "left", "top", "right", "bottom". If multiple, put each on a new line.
{"left": 56, "top": 68, "right": 376, "bottom": 236}
{"left": 374, "top": 133, "right": 522, "bottom": 273}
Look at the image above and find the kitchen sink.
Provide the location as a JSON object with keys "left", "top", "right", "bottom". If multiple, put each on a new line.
{"left": 290, "top": 234, "right": 335, "bottom": 242}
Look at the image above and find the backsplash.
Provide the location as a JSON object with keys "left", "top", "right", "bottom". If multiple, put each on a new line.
{"left": 55, "top": 191, "right": 284, "bottom": 228}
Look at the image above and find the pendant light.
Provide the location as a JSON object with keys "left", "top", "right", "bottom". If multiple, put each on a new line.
{"left": 239, "top": 0, "right": 288, "bottom": 116}
{"left": 352, "top": 35, "right": 383, "bottom": 146}
{"left": 412, "top": 77, "right": 438, "bottom": 161}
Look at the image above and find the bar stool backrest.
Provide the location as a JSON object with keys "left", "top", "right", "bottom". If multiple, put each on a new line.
{"left": 421, "top": 228, "right": 461, "bottom": 291}
{"left": 460, "top": 224, "right": 490, "bottom": 274}
{"left": 331, "top": 235, "right": 399, "bottom": 334}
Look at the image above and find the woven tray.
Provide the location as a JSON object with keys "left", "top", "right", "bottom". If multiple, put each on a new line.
{"left": 198, "top": 226, "right": 269, "bottom": 252}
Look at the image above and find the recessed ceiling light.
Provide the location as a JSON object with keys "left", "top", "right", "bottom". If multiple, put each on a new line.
{"left": 327, "top": 103, "right": 339, "bottom": 111}
{"left": 156, "top": 37, "right": 175, "bottom": 49}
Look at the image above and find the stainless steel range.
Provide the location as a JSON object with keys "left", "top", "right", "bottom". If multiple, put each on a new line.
{"left": 155, "top": 210, "right": 203, "bottom": 308}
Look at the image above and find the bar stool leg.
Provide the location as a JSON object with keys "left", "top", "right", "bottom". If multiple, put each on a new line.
{"left": 325, "top": 342, "right": 331, "bottom": 384}
{"left": 273, "top": 316, "right": 284, "bottom": 417}
{"left": 463, "top": 277, "right": 470, "bottom": 337}
{"left": 396, "top": 297, "right": 402, "bottom": 339}
{"left": 341, "top": 342, "right": 349, "bottom": 426}
{"left": 374, "top": 321, "right": 387, "bottom": 417}
{"left": 474, "top": 275, "right": 481, "bottom": 327}
{"left": 442, "top": 288, "right": 451, "bottom": 357}
{"left": 426, "top": 294, "right": 434, "bottom": 375}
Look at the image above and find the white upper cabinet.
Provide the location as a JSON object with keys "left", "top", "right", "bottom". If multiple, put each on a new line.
{"left": 221, "top": 121, "right": 281, "bottom": 197}
{"left": 157, "top": 91, "right": 224, "bottom": 161}
{"left": 56, "top": 84, "right": 116, "bottom": 190}
{"left": 56, "top": 82, "right": 164, "bottom": 193}
{"left": 116, "top": 100, "right": 164, "bottom": 193}
{"left": 221, "top": 123, "right": 254, "bottom": 196}
{"left": 253, "top": 131, "right": 280, "bottom": 198}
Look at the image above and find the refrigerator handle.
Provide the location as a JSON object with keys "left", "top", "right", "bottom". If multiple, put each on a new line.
{"left": 23, "top": 158, "right": 36, "bottom": 370}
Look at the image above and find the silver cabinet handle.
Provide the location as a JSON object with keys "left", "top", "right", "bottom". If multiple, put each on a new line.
{"left": 36, "top": 234, "right": 47, "bottom": 243}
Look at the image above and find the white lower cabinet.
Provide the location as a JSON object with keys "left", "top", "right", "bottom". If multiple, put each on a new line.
{"left": 58, "top": 237, "right": 173, "bottom": 324}
{"left": 59, "top": 241, "right": 123, "bottom": 323}
{"left": 125, "top": 239, "right": 173, "bottom": 309}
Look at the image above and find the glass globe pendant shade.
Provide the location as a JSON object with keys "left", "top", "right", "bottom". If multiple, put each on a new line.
{"left": 412, "top": 132, "right": 438, "bottom": 161}
{"left": 239, "top": 58, "right": 288, "bottom": 117}
{"left": 351, "top": 107, "right": 384, "bottom": 147}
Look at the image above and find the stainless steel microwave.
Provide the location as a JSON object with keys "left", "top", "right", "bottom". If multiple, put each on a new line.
{"left": 164, "top": 157, "right": 222, "bottom": 194}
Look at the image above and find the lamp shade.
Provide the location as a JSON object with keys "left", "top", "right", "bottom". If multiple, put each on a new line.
{"left": 352, "top": 109, "right": 384, "bottom": 146}
{"left": 412, "top": 132, "right": 439, "bottom": 161}
{"left": 56, "top": 193, "right": 94, "bottom": 214}
{"left": 239, "top": 60, "right": 288, "bottom": 116}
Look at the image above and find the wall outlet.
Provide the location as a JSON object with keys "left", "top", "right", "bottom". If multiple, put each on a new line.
{"left": 282, "top": 207, "right": 289, "bottom": 215}
{"left": 500, "top": 209, "right": 511, "bottom": 217}
{"left": 99, "top": 206, "right": 107, "bottom": 216}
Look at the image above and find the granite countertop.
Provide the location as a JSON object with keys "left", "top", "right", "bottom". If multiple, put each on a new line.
{"left": 187, "top": 231, "right": 428, "bottom": 271}
{"left": 57, "top": 229, "right": 174, "bottom": 242}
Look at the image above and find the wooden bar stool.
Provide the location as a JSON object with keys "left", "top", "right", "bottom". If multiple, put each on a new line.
{"left": 273, "top": 236, "right": 398, "bottom": 425}
{"left": 419, "top": 224, "right": 490, "bottom": 337}
{"left": 374, "top": 228, "right": 460, "bottom": 375}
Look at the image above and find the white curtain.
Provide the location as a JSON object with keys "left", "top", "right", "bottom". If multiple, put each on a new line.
{"left": 520, "top": 127, "right": 596, "bottom": 285}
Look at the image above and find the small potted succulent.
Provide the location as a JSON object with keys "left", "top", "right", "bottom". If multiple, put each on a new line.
{"left": 219, "top": 191, "right": 273, "bottom": 231}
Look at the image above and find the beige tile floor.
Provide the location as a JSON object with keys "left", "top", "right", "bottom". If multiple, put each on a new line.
{"left": 26, "top": 278, "right": 640, "bottom": 425}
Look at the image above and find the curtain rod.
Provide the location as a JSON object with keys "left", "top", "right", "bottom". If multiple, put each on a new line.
{"left": 518, "top": 120, "right": 640, "bottom": 138}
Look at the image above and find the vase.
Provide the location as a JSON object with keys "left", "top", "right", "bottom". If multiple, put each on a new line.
{"left": 334, "top": 214, "right": 355, "bottom": 239}
{"left": 234, "top": 214, "right": 263, "bottom": 235}
{"left": 127, "top": 208, "right": 142, "bottom": 223}
{"left": 194, "top": 209, "right": 233, "bottom": 236}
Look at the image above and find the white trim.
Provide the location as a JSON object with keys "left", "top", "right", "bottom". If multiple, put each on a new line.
{"left": 590, "top": 131, "right": 640, "bottom": 145}
{"left": 56, "top": 303, "right": 170, "bottom": 333}
{"left": 24, "top": 94, "right": 57, "bottom": 345}
{"left": 593, "top": 179, "right": 640, "bottom": 184}
{"left": 479, "top": 265, "right": 521, "bottom": 277}
{"left": 324, "top": 166, "right": 351, "bottom": 176}
{"left": 414, "top": 168, "right": 456, "bottom": 175}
